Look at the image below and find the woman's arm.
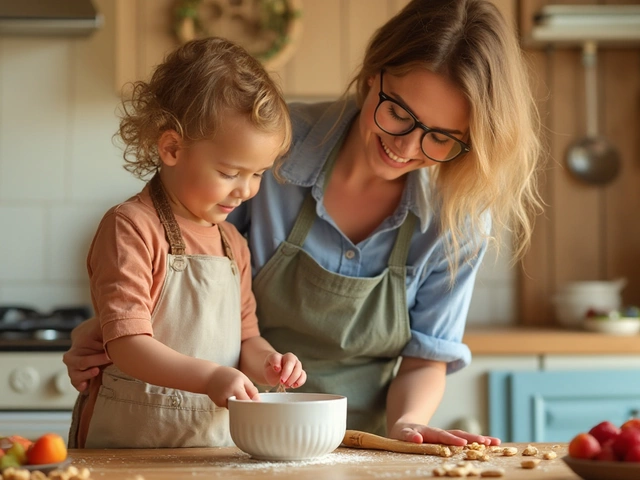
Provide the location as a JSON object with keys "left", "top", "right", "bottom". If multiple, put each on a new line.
{"left": 387, "top": 357, "right": 500, "bottom": 446}
{"left": 386, "top": 357, "right": 447, "bottom": 435}
{"left": 62, "top": 317, "right": 110, "bottom": 392}
{"left": 387, "top": 223, "right": 500, "bottom": 445}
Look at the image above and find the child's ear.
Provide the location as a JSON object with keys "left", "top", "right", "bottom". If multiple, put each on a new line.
{"left": 158, "top": 130, "right": 182, "bottom": 166}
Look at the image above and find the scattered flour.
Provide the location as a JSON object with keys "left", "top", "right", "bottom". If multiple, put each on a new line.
{"left": 211, "top": 450, "right": 385, "bottom": 470}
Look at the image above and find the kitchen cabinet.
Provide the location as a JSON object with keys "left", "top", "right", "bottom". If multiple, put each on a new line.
{"left": 435, "top": 331, "right": 640, "bottom": 444}
{"left": 458, "top": 329, "right": 640, "bottom": 443}
{"left": 488, "top": 354, "right": 640, "bottom": 443}
{"left": 490, "top": 369, "right": 640, "bottom": 443}
{"left": 543, "top": 354, "right": 640, "bottom": 371}
{"left": 429, "top": 355, "right": 539, "bottom": 435}
{"left": 114, "top": 0, "right": 517, "bottom": 98}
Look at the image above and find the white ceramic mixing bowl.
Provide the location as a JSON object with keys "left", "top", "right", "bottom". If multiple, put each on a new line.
{"left": 228, "top": 392, "right": 347, "bottom": 461}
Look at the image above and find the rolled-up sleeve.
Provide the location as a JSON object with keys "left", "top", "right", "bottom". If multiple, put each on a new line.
{"left": 401, "top": 215, "right": 490, "bottom": 374}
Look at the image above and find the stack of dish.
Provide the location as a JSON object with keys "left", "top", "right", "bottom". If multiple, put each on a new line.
{"left": 552, "top": 279, "right": 626, "bottom": 329}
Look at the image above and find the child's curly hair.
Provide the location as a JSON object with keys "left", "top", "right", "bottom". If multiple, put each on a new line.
{"left": 117, "top": 37, "right": 292, "bottom": 179}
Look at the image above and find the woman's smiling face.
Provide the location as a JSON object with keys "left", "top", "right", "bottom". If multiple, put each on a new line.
{"left": 358, "top": 69, "right": 470, "bottom": 180}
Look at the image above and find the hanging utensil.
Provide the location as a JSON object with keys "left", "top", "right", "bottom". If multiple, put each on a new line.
{"left": 341, "top": 430, "right": 452, "bottom": 457}
{"left": 566, "top": 41, "right": 621, "bottom": 185}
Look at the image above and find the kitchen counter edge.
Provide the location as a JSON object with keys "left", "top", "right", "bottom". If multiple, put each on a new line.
{"left": 463, "top": 326, "right": 640, "bottom": 355}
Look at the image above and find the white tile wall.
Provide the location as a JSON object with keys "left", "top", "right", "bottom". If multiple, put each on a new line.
{"left": 0, "top": 0, "right": 140, "bottom": 312}
{"left": 0, "top": 0, "right": 517, "bottom": 323}
{"left": 468, "top": 235, "right": 518, "bottom": 325}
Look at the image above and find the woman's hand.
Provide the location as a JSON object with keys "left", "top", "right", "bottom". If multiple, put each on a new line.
{"left": 62, "top": 317, "right": 111, "bottom": 392}
{"left": 389, "top": 422, "right": 501, "bottom": 447}
{"left": 206, "top": 365, "right": 259, "bottom": 408}
{"left": 263, "top": 352, "right": 307, "bottom": 389}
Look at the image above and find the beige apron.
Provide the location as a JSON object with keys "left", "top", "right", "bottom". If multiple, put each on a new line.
{"left": 253, "top": 144, "right": 415, "bottom": 435}
{"left": 81, "top": 175, "right": 241, "bottom": 448}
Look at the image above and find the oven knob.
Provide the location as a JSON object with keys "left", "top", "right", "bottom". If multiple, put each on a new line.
{"left": 54, "top": 371, "right": 73, "bottom": 394}
{"left": 9, "top": 367, "right": 40, "bottom": 393}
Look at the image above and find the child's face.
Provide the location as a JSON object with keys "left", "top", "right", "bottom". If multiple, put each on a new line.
{"left": 162, "top": 113, "right": 283, "bottom": 226}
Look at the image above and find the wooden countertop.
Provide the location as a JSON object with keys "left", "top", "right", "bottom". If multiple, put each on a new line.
{"left": 65, "top": 444, "right": 580, "bottom": 479}
{"left": 463, "top": 326, "right": 640, "bottom": 355}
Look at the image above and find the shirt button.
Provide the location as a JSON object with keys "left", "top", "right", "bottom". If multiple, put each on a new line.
{"left": 345, "top": 250, "right": 356, "bottom": 259}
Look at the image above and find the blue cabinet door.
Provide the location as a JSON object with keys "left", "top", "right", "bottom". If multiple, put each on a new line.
{"left": 489, "top": 370, "right": 640, "bottom": 443}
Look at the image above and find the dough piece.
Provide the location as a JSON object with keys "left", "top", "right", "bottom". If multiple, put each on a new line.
{"left": 466, "top": 442, "right": 486, "bottom": 451}
{"left": 521, "top": 459, "right": 541, "bottom": 469}
{"left": 432, "top": 466, "right": 448, "bottom": 477}
{"left": 465, "top": 450, "right": 489, "bottom": 461}
{"left": 502, "top": 447, "right": 518, "bottom": 456}
{"left": 480, "top": 468, "right": 505, "bottom": 478}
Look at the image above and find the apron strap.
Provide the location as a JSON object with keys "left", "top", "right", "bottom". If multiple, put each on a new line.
{"left": 286, "top": 193, "right": 316, "bottom": 247}
{"left": 284, "top": 121, "right": 418, "bottom": 267}
{"left": 149, "top": 173, "right": 235, "bottom": 265}
{"left": 149, "top": 174, "right": 185, "bottom": 256}
{"left": 387, "top": 212, "right": 417, "bottom": 268}
{"left": 287, "top": 186, "right": 417, "bottom": 269}
{"left": 218, "top": 224, "right": 235, "bottom": 262}
{"left": 285, "top": 129, "right": 346, "bottom": 248}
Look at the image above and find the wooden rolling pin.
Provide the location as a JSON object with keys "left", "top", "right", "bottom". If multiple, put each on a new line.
{"left": 342, "top": 430, "right": 452, "bottom": 457}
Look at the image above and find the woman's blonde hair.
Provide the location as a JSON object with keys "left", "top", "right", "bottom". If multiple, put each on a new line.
{"left": 350, "top": 0, "right": 543, "bottom": 278}
{"left": 118, "top": 37, "right": 292, "bottom": 179}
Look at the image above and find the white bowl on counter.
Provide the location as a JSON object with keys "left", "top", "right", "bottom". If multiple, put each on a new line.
{"left": 228, "top": 392, "right": 347, "bottom": 461}
{"left": 584, "top": 317, "right": 640, "bottom": 336}
{"left": 553, "top": 278, "right": 626, "bottom": 328}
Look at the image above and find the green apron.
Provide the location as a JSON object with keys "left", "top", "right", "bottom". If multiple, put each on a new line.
{"left": 252, "top": 146, "right": 415, "bottom": 435}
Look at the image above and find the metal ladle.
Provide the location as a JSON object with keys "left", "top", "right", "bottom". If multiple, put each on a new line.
{"left": 566, "top": 41, "right": 621, "bottom": 185}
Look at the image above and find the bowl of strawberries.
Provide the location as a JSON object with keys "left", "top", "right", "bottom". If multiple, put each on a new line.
{"left": 564, "top": 419, "right": 640, "bottom": 480}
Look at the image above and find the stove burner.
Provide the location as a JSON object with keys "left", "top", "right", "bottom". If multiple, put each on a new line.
{"left": 0, "top": 305, "right": 92, "bottom": 341}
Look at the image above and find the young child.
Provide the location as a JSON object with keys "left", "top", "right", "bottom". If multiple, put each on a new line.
{"left": 68, "top": 37, "right": 306, "bottom": 449}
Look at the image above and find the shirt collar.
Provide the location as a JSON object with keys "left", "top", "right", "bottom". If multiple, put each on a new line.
{"left": 279, "top": 97, "right": 434, "bottom": 232}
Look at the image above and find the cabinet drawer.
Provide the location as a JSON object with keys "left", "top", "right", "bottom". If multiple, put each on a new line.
{"left": 489, "top": 370, "right": 640, "bottom": 442}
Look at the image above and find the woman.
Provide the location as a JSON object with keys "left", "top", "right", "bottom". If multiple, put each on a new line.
{"left": 64, "top": 0, "right": 541, "bottom": 446}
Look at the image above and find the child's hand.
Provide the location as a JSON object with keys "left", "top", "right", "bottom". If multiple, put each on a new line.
{"left": 263, "top": 352, "right": 306, "bottom": 389}
{"left": 206, "top": 365, "right": 259, "bottom": 408}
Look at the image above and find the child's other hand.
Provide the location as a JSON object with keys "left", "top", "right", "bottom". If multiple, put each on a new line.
{"left": 263, "top": 352, "right": 306, "bottom": 389}
{"left": 207, "top": 366, "right": 259, "bottom": 408}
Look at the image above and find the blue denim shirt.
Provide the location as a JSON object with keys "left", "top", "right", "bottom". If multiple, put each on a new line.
{"left": 229, "top": 98, "right": 489, "bottom": 374}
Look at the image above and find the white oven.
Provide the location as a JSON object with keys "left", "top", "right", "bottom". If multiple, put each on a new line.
{"left": 0, "top": 306, "right": 89, "bottom": 443}
{"left": 0, "top": 351, "right": 77, "bottom": 442}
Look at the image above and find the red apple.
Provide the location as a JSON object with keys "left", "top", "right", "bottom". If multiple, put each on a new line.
{"left": 621, "top": 419, "right": 640, "bottom": 431}
{"left": 589, "top": 421, "right": 621, "bottom": 446}
{"left": 595, "top": 439, "right": 618, "bottom": 461}
{"left": 569, "top": 432, "right": 602, "bottom": 459}
{"left": 612, "top": 428, "right": 640, "bottom": 459}
{"left": 625, "top": 445, "right": 640, "bottom": 462}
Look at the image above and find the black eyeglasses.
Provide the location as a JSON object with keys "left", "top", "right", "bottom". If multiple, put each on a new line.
{"left": 374, "top": 71, "right": 471, "bottom": 163}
